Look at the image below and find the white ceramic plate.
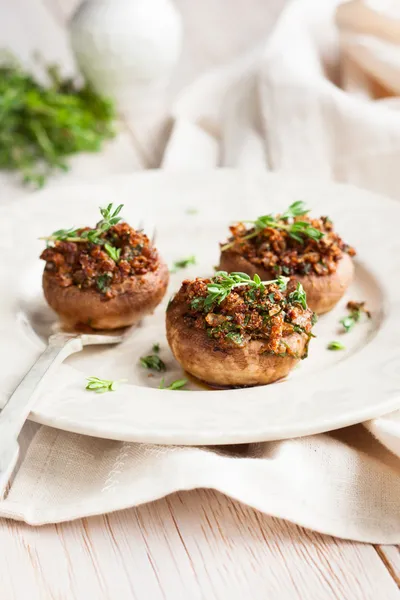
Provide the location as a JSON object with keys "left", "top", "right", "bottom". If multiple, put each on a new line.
{"left": 1, "top": 170, "right": 400, "bottom": 445}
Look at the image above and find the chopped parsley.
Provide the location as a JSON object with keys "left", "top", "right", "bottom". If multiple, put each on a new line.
{"left": 96, "top": 272, "right": 112, "bottom": 293}
{"left": 226, "top": 331, "right": 244, "bottom": 346}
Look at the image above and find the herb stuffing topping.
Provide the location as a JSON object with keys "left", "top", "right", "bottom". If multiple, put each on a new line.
{"left": 169, "top": 272, "right": 315, "bottom": 357}
{"left": 40, "top": 204, "right": 160, "bottom": 299}
{"left": 221, "top": 201, "right": 355, "bottom": 277}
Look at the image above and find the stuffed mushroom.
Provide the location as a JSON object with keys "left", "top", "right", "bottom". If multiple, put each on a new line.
{"left": 40, "top": 203, "right": 169, "bottom": 329}
{"left": 166, "top": 271, "right": 315, "bottom": 387}
{"left": 219, "top": 201, "right": 355, "bottom": 315}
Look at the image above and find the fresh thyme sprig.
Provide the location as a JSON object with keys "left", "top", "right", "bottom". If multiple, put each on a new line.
{"left": 0, "top": 55, "right": 115, "bottom": 187}
{"left": 159, "top": 378, "right": 188, "bottom": 390}
{"left": 195, "top": 271, "right": 289, "bottom": 310}
{"left": 85, "top": 376, "right": 125, "bottom": 393}
{"left": 41, "top": 203, "right": 124, "bottom": 260}
{"left": 221, "top": 201, "right": 324, "bottom": 251}
{"left": 140, "top": 354, "right": 166, "bottom": 372}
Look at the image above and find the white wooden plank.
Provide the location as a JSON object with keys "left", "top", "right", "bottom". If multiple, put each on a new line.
{"left": 375, "top": 546, "right": 400, "bottom": 588}
{"left": 0, "top": 492, "right": 399, "bottom": 599}
{"left": 127, "top": 490, "right": 400, "bottom": 600}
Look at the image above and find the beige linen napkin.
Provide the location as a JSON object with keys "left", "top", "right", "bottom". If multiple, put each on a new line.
{"left": 1, "top": 0, "right": 400, "bottom": 543}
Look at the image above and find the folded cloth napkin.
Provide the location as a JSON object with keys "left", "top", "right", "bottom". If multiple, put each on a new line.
{"left": 2, "top": 0, "right": 400, "bottom": 543}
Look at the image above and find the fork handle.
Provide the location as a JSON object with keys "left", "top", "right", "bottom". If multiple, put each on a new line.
{"left": 0, "top": 334, "right": 83, "bottom": 442}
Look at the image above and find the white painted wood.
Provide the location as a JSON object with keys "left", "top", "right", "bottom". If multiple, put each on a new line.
{"left": 1, "top": 0, "right": 399, "bottom": 599}
{"left": 376, "top": 546, "right": 400, "bottom": 587}
{"left": 0, "top": 492, "right": 399, "bottom": 599}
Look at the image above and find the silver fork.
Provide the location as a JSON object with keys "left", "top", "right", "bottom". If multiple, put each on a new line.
{"left": 0, "top": 220, "right": 156, "bottom": 498}
{"left": 0, "top": 330, "right": 127, "bottom": 498}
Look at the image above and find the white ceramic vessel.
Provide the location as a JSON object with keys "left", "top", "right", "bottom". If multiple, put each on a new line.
{"left": 2, "top": 171, "right": 400, "bottom": 445}
{"left": 69, "top": 0, "right": 183, "bottom": 114}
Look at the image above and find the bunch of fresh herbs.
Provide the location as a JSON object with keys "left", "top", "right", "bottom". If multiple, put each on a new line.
{"left": 0, "top": 55, "right": 115, "bottom": 187}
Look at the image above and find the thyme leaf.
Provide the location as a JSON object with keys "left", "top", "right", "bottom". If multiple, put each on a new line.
{"left": 159, "top": 378, "right": 188, "bottom": 390}
{"left": 288, "top": 282, "right": 308, "bottom": 310}
{"left": 104, "top": 243, "right": 121, "bottom": 262}
{"left": 171, "top": 255, "right": 196, "bottom": 273}
{"left": 85, "top": 376, "right": 125, "bottom": 393}
{"left": 327, "top": 341, "right": 346, "bottom": 351}
{"left": 140, "top": 354, "right": 166, "bottom": 372}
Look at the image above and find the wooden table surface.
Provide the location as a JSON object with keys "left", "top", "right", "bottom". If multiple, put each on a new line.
{"left": 2, "top": 0, "right": 400, "bottom": 598}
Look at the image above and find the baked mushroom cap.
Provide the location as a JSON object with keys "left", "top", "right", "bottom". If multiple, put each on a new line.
{"left": 40, "top": 203, "right": 169, "bottom": 330}
{"left": 166, "top": 273, "right": 315, "bottom": 387}
{"left": 219, "top": 203, "right": 356, "bottom": 315}
{"left": 43, "top": 261, "right": 169, "bottom": 329}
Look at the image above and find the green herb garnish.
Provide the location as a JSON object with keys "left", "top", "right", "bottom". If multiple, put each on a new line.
{"left": 339, "top": 301, "right": 371, "bottom": 333}
{"left": 152, "top": 343, "right": 160, "bottom": 353}
{"left": 96, "top": 273, "right": 112, "bottom": 293}
{"left": 203, "top": 271, "right": 289, "bottom": 309}
{"left": 340, "top": 316, "right": 356, "bottom": 333}
{"left": 327, "top": 341, "right": 346, "bottom": 351}
{"left": 0, "top": 56, "right": 115, "bottom": 187}
{"left": 288, "top": 282, "right": 307, "bottom": 310}
{"left": 140, "top": 355, "right": 166, "bottom": 372}
{"left": 85, "top": 376, "right": 124, "bottom": 393}
{"left": 42, "top": 203, "right": 123, "bottom": 245}
{"left": 171, "top": 255, "right": 196, "bottom": 272}
{"left": 226, "top": 331, "right": 244, "bottom": 346}
{"left": 104, "top": 243, "right": 121, "bottom": 262}
{"left": 159, "top": 378, "right": 188, "bottom": 390}
{"left": 221, "top": 201, "right": 324, "bottom": 250}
